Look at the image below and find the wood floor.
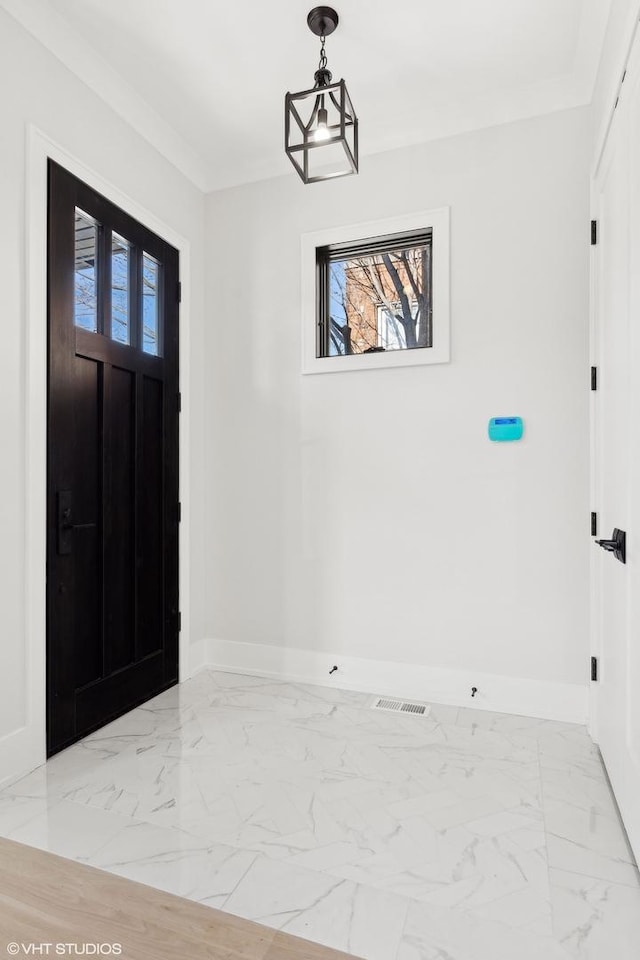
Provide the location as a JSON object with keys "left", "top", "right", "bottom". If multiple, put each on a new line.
{"left": 0, "top": 838, "right": 361, "bottom": 960}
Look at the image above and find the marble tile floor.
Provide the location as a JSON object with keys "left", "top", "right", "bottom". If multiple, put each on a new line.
{"left": 0, "top": 670, "right": 638, "bottom": 959}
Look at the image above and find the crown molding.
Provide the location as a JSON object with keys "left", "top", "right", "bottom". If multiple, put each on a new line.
{"left": 1, "top": 0, "right": 612, "bottom": 195}
{"left": 0, "top": 0, "right": 210, "bottom": 192}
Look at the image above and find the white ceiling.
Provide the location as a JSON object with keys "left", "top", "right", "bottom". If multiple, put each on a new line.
{"left": 2, "top": 0, "right": 611, "bottom": 192}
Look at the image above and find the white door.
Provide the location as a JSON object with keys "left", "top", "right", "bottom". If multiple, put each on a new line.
{"left": 593, "top": 29, "right": 640, "bottom": 861}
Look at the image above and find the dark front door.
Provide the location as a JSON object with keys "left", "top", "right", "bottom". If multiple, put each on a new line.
{"left": 47, "top": 161, "right": 180, "bottom": 756}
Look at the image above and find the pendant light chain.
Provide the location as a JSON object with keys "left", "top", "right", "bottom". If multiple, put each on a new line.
{"left": 319, "top": 35, "right": 328, "bottom": 72}
{"left": 314, "top": 33, "right": 332, "bottom": 88}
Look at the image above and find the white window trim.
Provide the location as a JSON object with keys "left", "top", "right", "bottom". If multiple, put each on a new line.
{"left": 301, "top": 207, "right": 450, "bottom": 374}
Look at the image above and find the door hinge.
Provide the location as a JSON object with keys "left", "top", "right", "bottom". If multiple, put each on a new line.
{"left": 177, "top": 392, "right": 182, "bottom": 413}
{"left": 178, "top": 611, "right": 182, "bottom": 632}
{"left": 591, "top": 220, "right": 598, "bottom": 245}
{"left": 591, "top": 366, "right": 598, "bottom": 391}
{"left": 177, "top": 281, "right": 182, "bottom": 304}
{"left": 177, "top": 501, "right": 182, "bottom": 523}
{"left": 591, "top": 512, "right": 598, "bottom": 537}
{"left": 591, "top": 656, "right": 598, "bottom": 682}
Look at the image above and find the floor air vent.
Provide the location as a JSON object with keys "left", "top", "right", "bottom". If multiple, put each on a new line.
{"left": 371, "top": 697, "right": 430, "bottom": 716}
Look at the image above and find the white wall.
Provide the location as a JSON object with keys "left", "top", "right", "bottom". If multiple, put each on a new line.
{"left": 0, "top": 7, "right": 207, "bottom": 783}
{"left": 205, "top": 107, "right": 591, "bottom": 715}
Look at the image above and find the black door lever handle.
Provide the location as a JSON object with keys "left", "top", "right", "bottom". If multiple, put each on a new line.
{"left": 597, "top": 539, "right": 616, "bottom": 551}
{"left": 596, "top": 528, "right": 626, "bottom": 564}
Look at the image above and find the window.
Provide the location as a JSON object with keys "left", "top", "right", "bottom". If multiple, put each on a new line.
{"left": 74, "top": 208, "right": 98, "bottom": 333}
{"left": 142, "top": 252, "right": 160, "bottom": 356}
{"left": 72, "top": 205, "right": 167, "bottom": 358}
{"left": 302, "top": 208, "right": 450, "bottom": 374}
{"left": 111, "top": 232, "right": 130, "bottom": 345}
{"left": 318, "top": 232, "right": 432, "bottom": 357}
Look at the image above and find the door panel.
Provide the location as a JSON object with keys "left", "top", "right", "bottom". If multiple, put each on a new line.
{"left": 138, "top": 374, "right": 165, "bottom": 659}
{"left": 47, "top": 161, "right": 179, "bottom": 756}
{"left": 594, "top": 33, "right": 640, "bottom": 860}
{"left": 596, "top": 122, "right": 629, "bottom": 760}
{"left": 104, "top": 364, "right": 135, "bottom": 673}
{"left": 629, "top": 48, "right": 640, "bottom": 775}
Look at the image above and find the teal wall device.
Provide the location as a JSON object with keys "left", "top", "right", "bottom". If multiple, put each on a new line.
{"left": 488, "top": 417, "right": 523, "bottom": 442}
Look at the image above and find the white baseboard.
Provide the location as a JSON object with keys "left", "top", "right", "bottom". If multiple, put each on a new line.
{"left": 204, "top": 639, "right": 588, "bottom": 724}
{"left": 0, "top": 640, "right": 586, "bottom": 789}
{"left": 186, "top": 636, "right": 209, "bottom": 678}
{"left": 0, "top": 723, "right": 45, "bottom": 791}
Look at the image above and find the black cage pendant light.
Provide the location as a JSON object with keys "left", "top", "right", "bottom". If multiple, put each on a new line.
{"left": 285, "top": 6, "right": 358, "bottom": 184}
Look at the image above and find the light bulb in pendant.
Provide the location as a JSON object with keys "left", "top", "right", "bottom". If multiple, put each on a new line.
{"left": 314, "top": 107, "right": 330, "bottom": 141}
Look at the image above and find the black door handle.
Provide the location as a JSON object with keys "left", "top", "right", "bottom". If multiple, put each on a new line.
{"left": 57, "top": 490, "right": 73, "bottom": 555}
{"left": 596, "top": 528, "right": 626, "bottom": 564}
{"left": 56, "top": 491, "right": 97, "bottom": 555}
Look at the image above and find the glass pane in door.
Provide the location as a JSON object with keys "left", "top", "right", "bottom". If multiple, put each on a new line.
{"left": 111, "top": 232, "right": 130, "bottom": 344}
{"left": 142, "top": 252, "right": 160, "bottom": 356}
{"left": 74, "top": 208, "right": 99, "bottom": 332}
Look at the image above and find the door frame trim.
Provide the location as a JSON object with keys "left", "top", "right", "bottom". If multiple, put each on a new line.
{"left": 21, "top": 125, "right": 193, "bottom": 779}
{"left": 589, "top": 22, "right": 640, "bottom": 746}
{"left": 589, "top": 153, "right": 604, "bottom": 746}
{"left": 591, "top": 0, "right": 640, "bottom": 183}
